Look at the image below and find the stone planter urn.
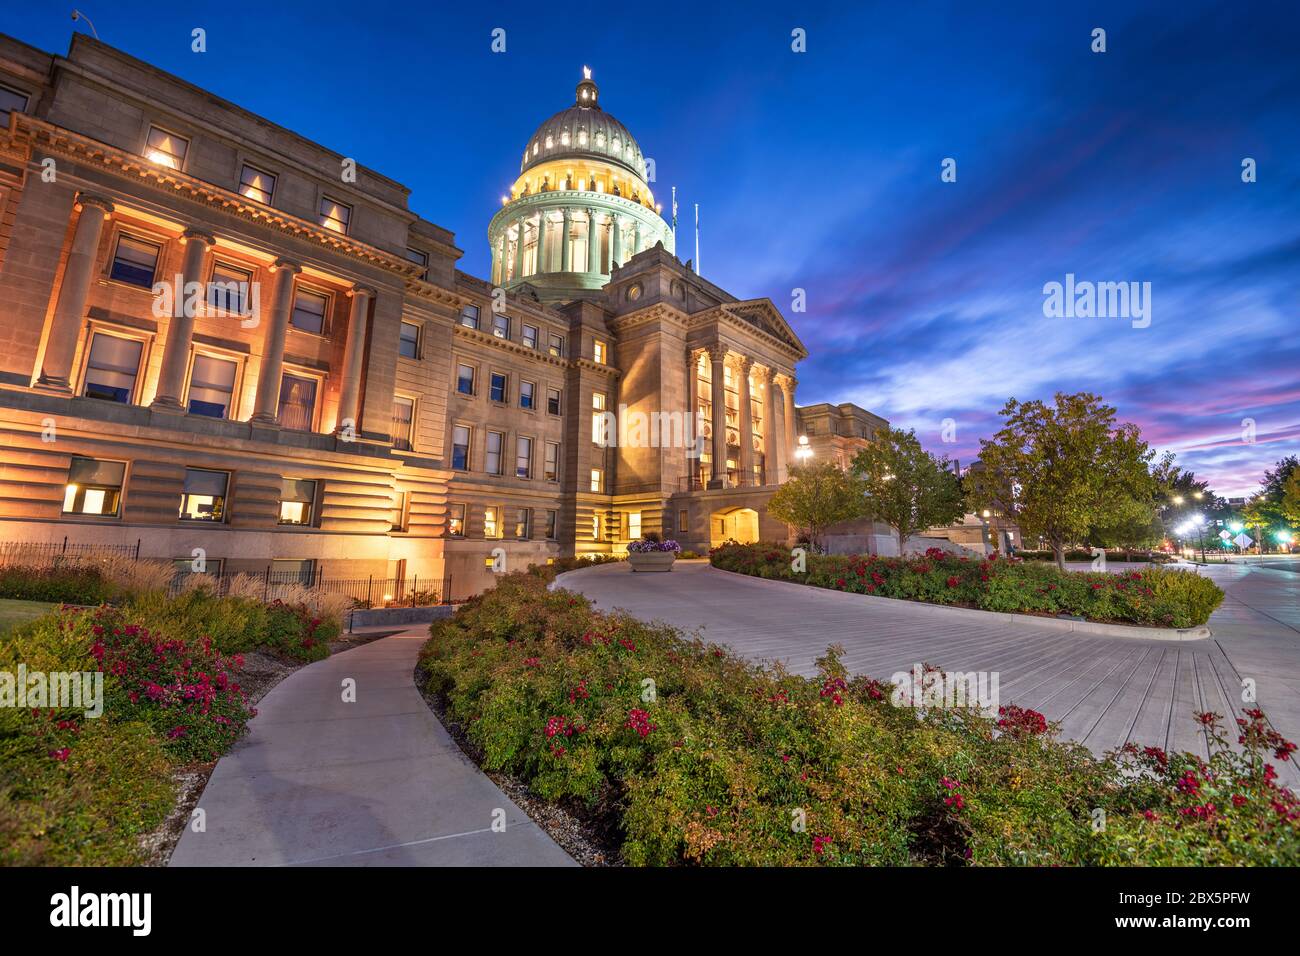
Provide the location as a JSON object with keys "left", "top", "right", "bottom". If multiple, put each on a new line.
{"left": 628, "top": 550, "right": 677, "bottom": 572}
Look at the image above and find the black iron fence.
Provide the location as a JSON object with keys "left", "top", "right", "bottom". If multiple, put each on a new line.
{"left": 0, "top": 538, "right": 141, "bottom": 565}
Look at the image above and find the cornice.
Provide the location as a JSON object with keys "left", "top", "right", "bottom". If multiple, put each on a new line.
{"left": 451, "top": 323, "right": 573, "bottom": 370}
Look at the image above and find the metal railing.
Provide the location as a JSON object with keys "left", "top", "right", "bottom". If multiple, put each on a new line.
{"left": 0, "top": 538, "right": 141, "bottom": 567}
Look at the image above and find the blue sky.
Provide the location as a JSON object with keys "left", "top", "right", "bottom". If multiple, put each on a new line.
{"left": 5, "top": 1, "right": 1297, "bottom": 495}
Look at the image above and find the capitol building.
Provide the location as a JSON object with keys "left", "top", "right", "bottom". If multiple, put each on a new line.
{"left": 0, "top": 31, "right": 896, "bottom": 596}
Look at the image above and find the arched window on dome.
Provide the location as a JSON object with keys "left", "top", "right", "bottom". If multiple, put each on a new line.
{"left": 578, "top": 129, "right": 588, "bottom": 146}
{"left": 545, "top": 135, "right": 554, "bottom": 149}
{"left": 595, "top": 130, "right": 605, "bottom": 147}
{"left": 611, "top": 137, "right": 621, "bottom": 153}
{"left": 532, "top": 142, "right": 539, "bottom": 156}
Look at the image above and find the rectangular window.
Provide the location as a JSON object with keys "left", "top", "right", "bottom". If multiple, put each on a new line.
{"left": 678, "top": 509, "right": 689, "bottom": 534}
{"left": 545, "top": 510, "right": 557, "bottom": 539}
{"left": 515, "top": 508, "right": 531, "bottom": 540}
{"left": 278, "top": 373, "right": 317, "bottom": 431}
{"left": 62, "top": 457, "right": 125, "bottom": 517}
{"left": 392, "top": 396, "right": 415, "bottom": 451}
{"left": 391, "top": 490, "right": 410, "bottom": 532}
{"left": 483, "top": 505, "right": 500, "bottom": 539}
{"left": 591, "top": 469, "right": 602, "bottom": 493}
{"left": 271, "top": 559, "right": 316, "bottom": 585}
{"left": 447, "top": 503, "right": 465, "bottom": 537}
{"left": 179, "top": 468, "right": 228, "bottom": 522}
{"left": 207, "top": 261, "right": 251, "bottom": 315}
{"left": 593, "top": 339, "right": 607, "bottom": 364}
{"left": 452, "top": 425, "right": 471, "bottom": 471}
{"left": 398, "top": 321, "right": 421, "bottom": 359}
{"left": 627, "top": 511, "right": 642, "bottom": 541}
{"left": 522, "top": 324, "right": 538, "bottom": 349}
{"left": 109, "top": 234, "right": 160, "bottom": 288}
{"left": 592, "top": 512, "right": 601, "bottom": 540}
{"left": 548, "top": 332, "right": 564, "bottom": 357}
{"left": 145, "top": 125, "right": 188, "bottom": 170}
{"left": 278, "top": 478, "right": 317, "bottom": 526}
{"left": 0, "top": 85, "right": 30, "bottom": 121}
{"left": 173, "top": 557, "right": 223, "bottom": 577}
{"left": 489, "top": 372, "right": 507, "bottom": 403}
{"left": 406, "top": 247, "right": 428, "bottom": 279}
{"left": 547, "top": 387, "right": 561, "bottom": 416}
{"left": 544, "top": 441, "right": 559, "bottom": 482}
{"left": 516, "top": 436, "right": 533, "bottom": 479}
{"left": 82, "top": 332, "right": 143, "bottom": 404}
{"left": 459, "top": 305, "right": 480, "bottom": 329}
{"left": 456, "top": 363, "right": 475, "bottom": 396}
{"left": 592, "top": 392, "right": 607, "bottom": 445}
{"left": 492, "top": 313, "right": 509, "bottom": 339}
{"left": 520, "top": 381, "right": 535, "bottom": 410}
{"left": 238, "top": 163, "right": 276, "bottom": 204}
{"left": 485, "top": 431, "right": 503, "bottom": 475}
{"left": 187, "top": 353, "right": 238, "bottom": 419}
{"left": 319, "top": 195, "right": 351, "bottom": 234}
{"left": 290, "top": 288, "right": 328, "bottom": 334}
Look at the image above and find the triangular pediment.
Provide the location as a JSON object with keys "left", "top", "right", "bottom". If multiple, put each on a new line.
{"left": 721, "top": 299, "right": 808, "bottom": 358}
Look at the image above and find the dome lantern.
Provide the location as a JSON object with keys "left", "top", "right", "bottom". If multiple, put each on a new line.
{"left": 576, "top": 66, "right": 599, "bottom": 109}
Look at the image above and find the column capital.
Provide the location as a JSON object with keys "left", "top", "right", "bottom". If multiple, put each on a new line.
{"left": 347, "top": 283, "right": 377, "bottom": 299}
{"left": 180, "top": 227, "right": 216, "bottom": 247}
{"left": 774, "top": 372, "right": 796, "bottom": 390}
{"left": 74, "top": 192, "right": 115, "bottom": 216}
{"left": 270, "top": 258, "right": 302, "bottom": 275}
{"left": 561, "top": 207, "right": 574, "bottom": 219}
{"left": 706, "top": 343, "right": 728, "bottom": 363}
{"left": 730, "top": 354, "right": 754, "bottom": 373}
{"left": 756, "top": 364, "right": 776, "bottom": 382}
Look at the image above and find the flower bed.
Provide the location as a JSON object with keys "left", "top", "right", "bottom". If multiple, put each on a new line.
{"left": 418, "top": 567, "right": 1296, "bottom": 865}
{"left": 709, "top": 542, "right": 1223, "bottom": 629}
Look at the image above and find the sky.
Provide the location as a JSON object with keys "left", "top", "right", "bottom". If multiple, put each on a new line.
{"left": 4, "top": 1, "right": 1297, "bottom": 496}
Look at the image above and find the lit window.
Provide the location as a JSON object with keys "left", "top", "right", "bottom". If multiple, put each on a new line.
{"left": 145, "top": 125, "right": 188, "bottom": 169}
{"left": 560, "top": 131, "right": 570, "bottom": 146}
{"left": 484, "top": 505, "right": 501, "bottom": 539}
{"left": 545, "top": 136, "right": 553, "bottom": 149}
{"left": 547, "top": 387, "right": 561, "bottom": 416}
{"left": 545, "top": 510, "right": 557, "bottom": 539}
{"left": 489, "top": 372, "right": 507, "bottom": 403}
{"left": 399, "top": 321, "right": 421, "bottom": 359}
{"left": 82, "top": 332, "right": 143, "bottom": 404}
{"left": 548, "top": 333, "right": 564, "bottom": 357}
{"left": 0, "top": 85, "right": 30, "bottom": 121}
{"left": 522, "top": 324, "right": 538, "bottom": 349}
{"left": 319, "top": 195, "right": 351, "bottom": 234}
{"left": 627, "top": 511, "right": 642, "bottom": 541}
{"left": 516, "top": 436, "right": 532, "bottom": 479}
{"left": 492, "top": 313, "right": 509, "bottom": 339}
{"left": 592, "top": 511, "right": 601, "bottom": 539}
{"left": 392, "top": 396, "right": 414, "bottom": 451}
{"left": 277, "top": 373, "right": 317, "bottom": 431}
{"left": 187, "top": 354, "right": 238, "bottom": 419}
{"left": 447, "top": 503, "right": 465, "bottom": 537}
{"left": 460, "top": 304, "right": 480, "bottom": 329}
{"left": 515, "top": 508, "right": 531, "bottom": 540}
{"left": 593, "top": 340, "right": 607, "bottom": 364}
{"left": 278, "top": 478, "right": 317, "bottom": 526}
{"left": 578, "top": 129, "right": 588, "bottom": 146}
{"left": 591, "top": 469, "right": 603, "bottom": 493}
{"left": 456, "top": 364, "right": 475, "bottom": 396}
{"left": 452, "top": 425, "right": 471, "bottom": 471}
{"left": 179, "top": 468, "right": 228, "bottom": 522}
{"left": 109, "top": 235, "right": 160, "bottom": 288}
{"left": 485, "top": 431, "right": 503, "bottom": 475}
{"left": 290, "top": 288, "right": 328, "bottom": 334}
{"left": 406, "top": 247, "right": 428, "bottom": 279}
{"left": 520, "top": 381, "right": 535, "bottom": 410}
{"left": 207, "top": 261, "right": 251, "bottom": 315}
{"left": 62, "top": 457, "right": 125, "bottom": 517}
{"left": 544, "top": 441, "right": 559, "bottom": 482}
{"left": 238, "top": 163, "right": 276, "bottom": 204}
{"left": 592, "top": 392, "right": 608, "bottom": 445}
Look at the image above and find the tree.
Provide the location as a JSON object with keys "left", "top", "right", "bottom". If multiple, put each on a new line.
{"left": 766, "top": 461, "right": 867, "bottom": 552}
{"left": 1282, "top": 466, "right": 1300, "bottom": 525}
{"left": 849, "top": 427, "right": 964, "bottom": 555}
{"left": 967, "top": 392, "right": 1156, "bottom": 571}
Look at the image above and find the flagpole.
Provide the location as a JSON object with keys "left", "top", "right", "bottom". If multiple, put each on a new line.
{"left": 671, "top": 186, "right": 678, "bottom": 247}
{"left": 694, "top": 203, "right": 700, "bottom": 275}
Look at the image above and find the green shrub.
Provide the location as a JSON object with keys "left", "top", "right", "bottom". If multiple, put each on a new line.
{"left": 0, "top": 565, "right": 112, "bottom": 604}
{"left": 419, "top": 570, "right": 1296, "bottom": 866}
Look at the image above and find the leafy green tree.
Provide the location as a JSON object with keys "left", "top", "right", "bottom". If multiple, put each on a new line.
{"left": 766, "top": 461, "right": 867, "bottom": 552}
{"left": 967, "top": 392, "right": 1156, "bottom": 571}
{"left": 1282, "top": 466, "right": 1300, "bottom": 525}
{"left": 849, "top": 427, "right": 964, "bottom": 555}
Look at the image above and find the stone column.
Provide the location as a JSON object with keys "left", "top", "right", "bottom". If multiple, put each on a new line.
{"left": 686, "top": 348, "right": 700, "bottom": 486}
{"left": 708, "top": 345, "right": 727, "bottom": 488}
{"left": 560, "top": 208, "right": 572, "bottom": 272}
{"left": 760, "top": 367, "right": 779, "bottom": 485}
{"left": 736, "top": 356, "right": 754, "bottom": 486}
{"left": 611, "top": 213, "right": 622, "bottom": 268}
{"left": 587, "top": 210, "right": 599, "bottom": 273}
{"left": 37, "top": 193, "right": 114, "bottom": 393}
{"left": 632, "top": 220, "right": 642, "bottom": 256}
{"left": 513, "top": 217, "right": 525, "bottom": 281}
{"left": 250, "top": 258, "right": 300, "bottom": 425}
{"left": 494, "top": 231, "right": 506, "bottom": 285}
{"left": 152, "top": 228, "right": 215, "bottom": 409}
{"left": 535, "top": 213, "right": 548, "bottom": 275}
{"left": 335, "top": 283, "right": 374, "bottom": 436}
{"left": 780, "top": 374, "right": 798, "bottom": 478}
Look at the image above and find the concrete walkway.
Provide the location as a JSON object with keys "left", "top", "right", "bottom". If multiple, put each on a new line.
{"left": 559, "top": 560, "right": 1300, "bottom": 785}
{"left": 170, "top": 626, "right": 573, "bottom": 867}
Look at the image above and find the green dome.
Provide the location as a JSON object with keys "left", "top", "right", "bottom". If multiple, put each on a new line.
{"left": 519, "top": 71, "right": 647, "bottom": 182}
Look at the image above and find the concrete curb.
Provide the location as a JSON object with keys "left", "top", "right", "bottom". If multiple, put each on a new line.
{"left": 347, "top": 605, "right": 455, "bottom": 630}
{"left": 559, "top": 565, "right": 1211, "bottom": 642}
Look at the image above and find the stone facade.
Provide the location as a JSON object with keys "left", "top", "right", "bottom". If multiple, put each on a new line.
{"left": 0, "top": 33, "right": 884, "bottom": 596}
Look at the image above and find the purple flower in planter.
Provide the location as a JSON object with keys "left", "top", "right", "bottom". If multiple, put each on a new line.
{"left": 628, "top": 538, "right": 682, "bottom": 554}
